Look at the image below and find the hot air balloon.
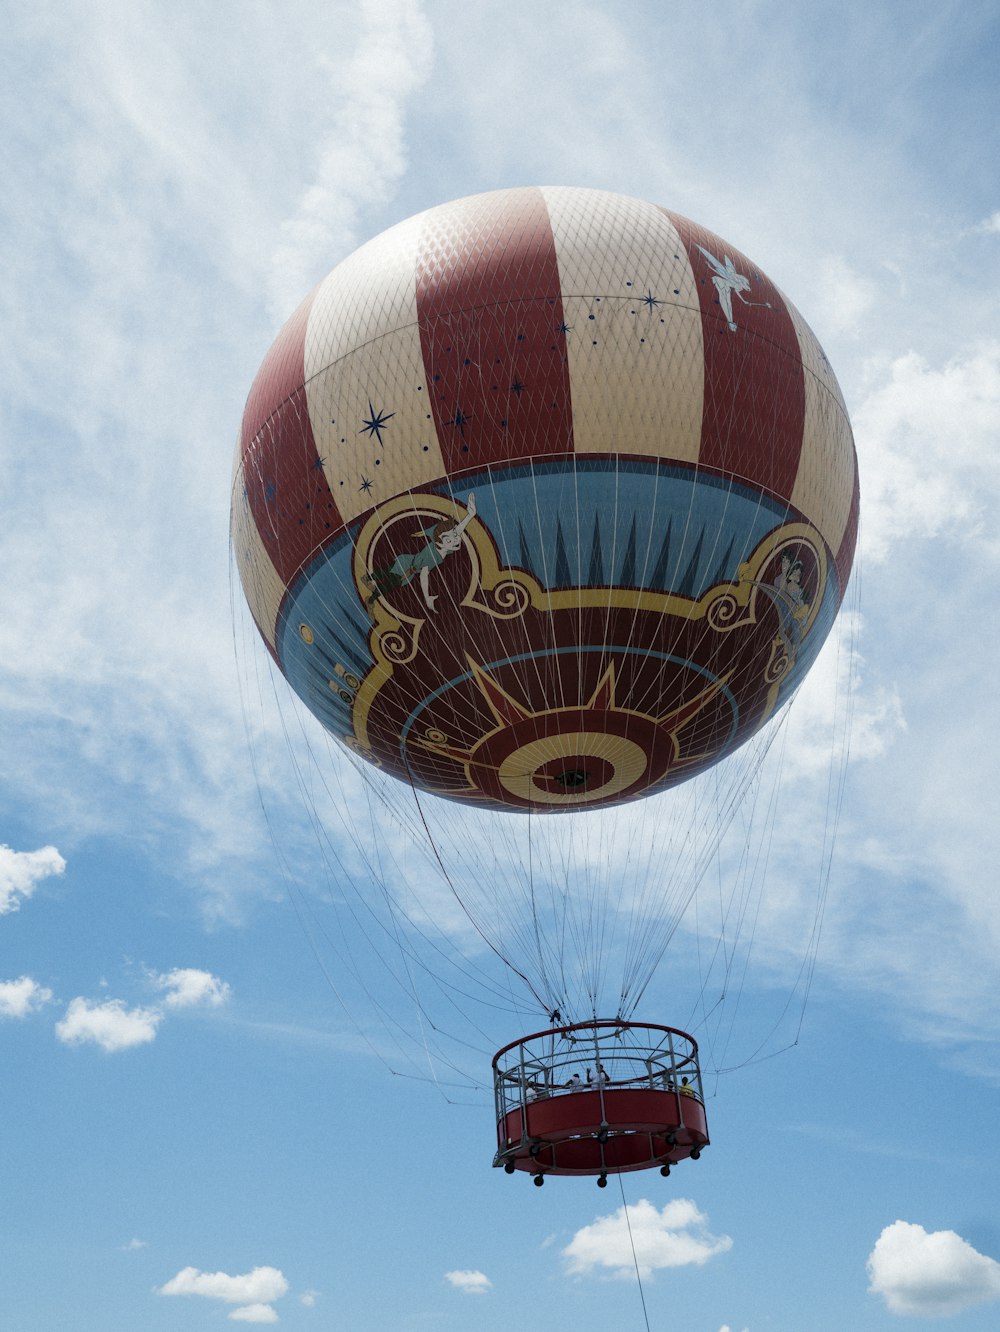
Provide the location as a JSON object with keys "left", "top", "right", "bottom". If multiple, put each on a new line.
{"left": 232, "top": 187, "right": 858, "bottom": 1182}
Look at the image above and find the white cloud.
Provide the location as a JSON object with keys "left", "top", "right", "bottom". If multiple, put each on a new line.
{"left": 51, "top": 969, "right": 230, "bottom": 1055}
{"left": 853, "top": 343, "right": 1000, "bottom": 564}
{"left": 229, "top": 1306, "right": 279, "bottom": 1324}
{"left": 266, "top": 0, "right": 434, "bottom": 317}
{"left": 0, "top": 844, "right": 66, "bottom": 914}
{"left": 122, "top": 1238, "right": 147, "bottom": 1251}
{"left": 973, "top": 210, "right": 1000, "bottom": 234}
{"left": 154, "top": 967, "right": 231, "bottom": 1009}
{"left": 780, "top": 609, "right": 905, "bottom": 782}
{"left": 810, "top": 254, "right": 877, "bottom": 337}
{"left": 0, "top": 2, "right": 443, "bottom": 923}
{"left": 0, "top": 976, "right": 54, "bottom": 1019}
{"left": 55, "top": 997, "right": 161, "bottom": 1052}
{"left": 299, "top": 1289, "right": 319, "bottom": 1307}
{"left": 444, "top": 1269, "right": 492, "bottom": 1294}
{"left": 867, "top": 1220, "right": 1000, "bottom": 1316}
{"left": 158, "top": 1265, "right": 289, "bottom": 1307}
{"left": 563, "top": 1199, "right": 732, "bottom": 1280}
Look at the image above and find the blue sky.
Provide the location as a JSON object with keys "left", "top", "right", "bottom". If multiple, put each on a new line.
{"left": 3, "top": 1, "right": 1000, "bottom": 1328}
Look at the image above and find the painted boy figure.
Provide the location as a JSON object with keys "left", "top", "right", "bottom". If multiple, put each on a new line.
{"left": 364, "top": 492, "right": 477, "bottom": 612}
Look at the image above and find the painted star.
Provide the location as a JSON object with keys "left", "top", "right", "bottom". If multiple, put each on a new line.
{"left": 640, "top": 290, "right": 661, "bottom": 309}
{"left": 557, "top": 321, "right": 572, "bottom": 334}
{"left": 510, "top": 380, "right": 525, "bottom": 396}
{"left": 448, "top": 408, "right": 470, "bottom": 434}
{"left": 311, "top": 454, "right": 326, "bottom": 471}
{"left": 359, "top": 401, "right": 395, "bottom": 446}
{"left": 359, "top": 475, "right": 373, "bottom": 493}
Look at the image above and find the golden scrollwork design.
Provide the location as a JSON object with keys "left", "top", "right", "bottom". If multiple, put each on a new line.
{"left": 378, "top": 624, "right": 420, "bottom": 665}
{"left": 706, "top": 589, "right": 748, "bottom": 632}
{"left": 465, "top": 574, "right": 532, "bottom": 620}
{"left": 764, "top": 638, "right": 792, "bottom": 685}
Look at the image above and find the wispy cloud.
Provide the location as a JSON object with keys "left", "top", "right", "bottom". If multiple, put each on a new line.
{"left": 972, "top": 210, "right": 1000, "bottom": 235}
{"left": 266, "top": 0, "right": 434, "bottom": 317}
{"left": 853, "top": 343, "right": 1000, "bottom": 564}
{"left": 810, "top": 255, "right": 877, "bottom": 337}
{"left": 0, "top": 3, "right": 439, "bottom": 923}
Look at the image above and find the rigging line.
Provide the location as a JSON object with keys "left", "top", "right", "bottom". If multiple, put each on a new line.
{"left": 709, "top": 644, "right": 849, "bottom": 1073}
{"left": 628, "top": 703, "right": 787, "bottom": 1009}
{"left": 406, "top": 773, "right": 553, "bottom": 1013}
{"left": 288, "top": 679, "right": 529, "bottom": 1009}
{"left": 621, "top": 743, "right": 767, "bottom": 1017}
{"left": 262, "top": 706, "right": 494, "bottom": 1075}
{"left": 229, "top": 564, "right": 430, "bottom": 1081}
{"left": 278, "top": 686, "right": 523, "bottom": 1012}
{"left": 710, "top": 1035, "right": 801, "bottom": 1077}
{"left": 234, "top": 592, "right": 533, "bottom": 1080}
{"left": 364, "top": 781, "right": 498, "bottom": 1065}
{"left": 416, "top": 789, "right": 559, "bottom": 1016}
{"left": 238, "top": 701, "right": 439, "bottom": 1083}
{"left": 710, "top": 734, "right": 784, "bottom": 1011}
{"left": 615, "top": 535, "right": 788, "bottom": 1001}
{"left": 793, "top": 562, "right": 860, "bottom": 1039}
{"left": 349, "top": 763, "right": 523, "bottom": 1031}
{"left": 618, "top": 1172, "right": 652, "bottom": 1332}
{"left": 707, "top": 726, "right": 790, "bottom": 1072}
{"left": 526, "top": 801, "right": 557, "bottom": 1011}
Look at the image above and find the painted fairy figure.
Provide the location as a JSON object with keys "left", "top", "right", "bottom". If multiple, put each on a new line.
{"left": 364, "top": 492, "right": 477, "bottom": 612}
{"left": 696, "top": 245, "right": 771, "bottom": 331}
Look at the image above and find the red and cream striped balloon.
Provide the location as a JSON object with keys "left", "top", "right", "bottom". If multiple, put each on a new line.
{"left": 232, "top": 187, "right": 858, "bottom": 813}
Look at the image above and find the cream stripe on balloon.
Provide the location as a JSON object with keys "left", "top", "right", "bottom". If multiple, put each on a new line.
{"left": 542, "top": 187, "right": 703, "bottom": 465}
{"left": 304, "top": 209, "right": 447, "bottom": 525}
{"left": 784, "top": 293, "right": 857, "bottom": 558}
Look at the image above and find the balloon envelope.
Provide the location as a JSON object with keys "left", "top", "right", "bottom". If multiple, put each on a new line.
{"left": 233, "top": 187, "right": 858, "bottom": 813}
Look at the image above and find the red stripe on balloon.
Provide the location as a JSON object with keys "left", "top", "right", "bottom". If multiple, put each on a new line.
{"left": 239, "top": 288, "right": 344, "bottom": 586}
{"left": 415, "top": 187, "right": 574, "bottom": 475}
{"left": 664, "top": 211, "right": 806, "bottom": 508}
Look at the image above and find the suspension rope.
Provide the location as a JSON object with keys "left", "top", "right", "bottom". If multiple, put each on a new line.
{"left": 618, "top": 1173, "right": 651, "bottom": 1332}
